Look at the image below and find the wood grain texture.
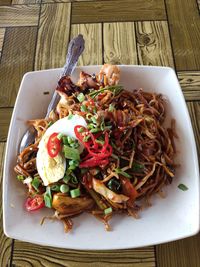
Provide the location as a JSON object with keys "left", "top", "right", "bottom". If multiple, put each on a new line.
{"left": 156, "top": 233, "right": 200, "bottom": 267}
{"left": 198, "top": 0, "right": 200, "bottom": 11}
{"left": 0, "top": 143, "right": 13, "bottom": 267}
{"left": 34, "top": 3, "right": 71, "bottom": 70}
{"left": 0, "top": 0, "right": 11, "bottom": 5}
{"left": 165, "top": 0, "right": 200, "bottom": 70}
{"left": 0, "top": 108, "right": 13, "bottom": 141}
{"left": 136, "top": 21, "right": 174, "bottom": 67}
{"left": 178, "top": 71, "right": 200, "bottom": 101}
{"left": 70, "top": 23, "right": 103, "bottom": 65}
{"left": 71, "top": 0, "right": 166, "bottom": 24}
{"left": 0, "top": 28, "right": 5, "bottom": 52}
{"left": 0, "top": 27, "right": 37, "bottom": 107}
{"left": 0, "top": 5, "right": 39, "bottom": 27}
{"left": 12, "top": 0, "right": 41, "bottom": 4}
{"left": 103, "top": 22, "right": 137, "bottom": 65}
{"left": 13, "top": 241, "right": 155, "bottom": 267}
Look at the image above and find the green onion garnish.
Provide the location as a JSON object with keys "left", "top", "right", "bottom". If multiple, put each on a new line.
{"left": 77, "top": 92, "right": 85, "bottom": 102}
{"left": 83, "top": 135, "right": 91, "bottom": 142}
{"left": 63, "top": 174, "right": 71, "bottom": 184}
{"left": 51, "top": 184, "right": 60, "bottom": 192}
{"left": 70, "top": 188, "right": 80, "bottom": 198}
{"left": 78, "top": 127, "right": 84, "bottom": 133}
{"left": 80, "top": 104, "right": 87, "bottom": 112}
{"left": 91, "top": 116, "right": 97, "bottom": 124}
{"left": 108, "top": 104, "right": 115, "bottom": 112}
{"left": 178, "top": 184, "right": 188, "bottom": 191}
{"left": 104, "top": 207, "right": 113, "bottom": 215}
{"left": 67, "top": 136, "right": 75, "bottom": 144}
{"left": 68, "top": 159, "right": 79, "bottom": 170}
{"left": 31, "top": 177, "right": 41, "bottom": 191}
{"left": 63, "top": 145, "right": 80, "bottom": 161}
{"left": 90, "top": 128, "right": 101, "bottom": 133}
{"left": 95, "top": 139, "right": 105, "bottom": 145}
{"left": 71, "top": 173, "right": 78, "bottom": 184}
{"left": 57, "top": 133, "right": 63, "bottom": 140}
{"left": 67, "top": 114, "right": 73, "bottom": 120}
{"left": 89, "top": 85, "right": 124, "bottom": 98}
{"left": 115, "top": 168, "right": 132, "bottom": 178}
{"left": 44, "top": 186, "right": 52, "bottom": 208}
{"left": 60, "top": 184, "right": 69, "bottom": 193}
{"left": 47, "top": 121, "right": 53, "bottom": 128}
{"left": 17, "top": 175, "right": 24, "bottom": 181}
{"left": 62, "top": 136, "right": 68, "bottom": 145}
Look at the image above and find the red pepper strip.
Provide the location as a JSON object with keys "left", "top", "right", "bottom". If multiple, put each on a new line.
{"left": 79, "top": 157, "right": 109, "bottom": 168}
{"left": 121, "top": 177, "right": 138, "bottom": 206}
{"left": 47, "top": 132, "right": 61, "bottom": 158}
{"left": 88, "top": 144, "right": 112, "bottom": 159}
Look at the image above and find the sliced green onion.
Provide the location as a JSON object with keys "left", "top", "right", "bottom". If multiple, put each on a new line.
{"left": 63, "top": 174, "right": 71, "bottom": 184}
{"left": 90, "top": 128, "right": 101, "bottom": 133}
{"left": 100, "top": 121, "right": 105, "bottom": 131}
{"left": 178, "top": 184, "right": 188, "bottom": 191}
{"left": 68, "top": 159, "right": 79, "bottom": 170}
{"left": 95, "top": 139, "right": 105, "bottom": 145}
{"left": 115, "top": 168, "right": 132, "bottom": 178}
{"left": 62, "top": 136, "right": 68, "bottom": 145}
{"left": 77, "top": 92, "right": 85, "bottom": 102}
{"left": 104, "top": 207, "right": 113, "bottom": 215}
{"left": 67, "top": 136, "right": 75, "bottom": 144}
{"left": 86, "top": 113, "right": 93, "bottom": 121}
{"left": 51, "top": 184, "right": 60, "bottom": 192}
{"left": 71, "top": 174, "right": 78, "bottom": 184}
{"left": 60, "top": 184, "right": 69, "bottom": 193}
{"left": 88, "top": 123, "right": 96, "bottom": 129}
{"left": 80, "top": 104, "right": 87, "bottom": 112}
{"left": 83, "top": 135, "right": 91, "bottom": 142}
{"left": 78, "top": 127, "right": 84, "bottom": 133}
{"left": 31, "top": 177, "right": 41, "bottom": 191}
{"left": 17, "top": 175, "right": 24, "bottom": 181}
{"left": 63, "top": 145, "right": 80, "bottom": 160}
{"left": 44, "top": 186, "right": 52, "bottom": 208}
{"left": 57, "top": 133, "right": 63, "bottom": 140}
{"left": 91, "top": 116, "right": 97, "bottom": 124}
{"left": 67, "top": 114, "right": 74, "bottom": 120}
{"left": 70, "top": 188, "right": 80, "bottom": 198}
{"left": 108, "top": 104, "right": 115, "bottom": 112}
{"left": 47, "top": 121, "right": 53, "bottom": 128}
{"left": 89, "top": 85, "right": 124, "bottom": 98}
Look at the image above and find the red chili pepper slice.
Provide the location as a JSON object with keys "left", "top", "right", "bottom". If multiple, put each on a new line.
{"left": 25, "top": 195, "right": 45, "bottom": 212}
{"left": 121, "top": 177, "right": 138, "bottom": 205}
{"left": 47, "top": 132, "right": 61, "bottom": 158}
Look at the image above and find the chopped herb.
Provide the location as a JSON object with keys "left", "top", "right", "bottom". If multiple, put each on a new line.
{"left": 68, "top": 159, "right": 79, "bottom": 170}
{"left": 67, "top": 114, "right": 74, "bottom": 120}
{"left": 77, "top": 92, "right": 85, "bottom": 102}
{"left": 91, "top": 116, "right": 97, "bottom": 124}
{"left": 115, "top": 168, "right": 132, "bottom": 178}
{"left": 90, "top": 128, "right": 101, "bottom": 133}
{"left": 63, "top": 145, "right": 80, "bottom": 161}
{"left": 67, "top": 136, "right": 75, "bottom": 144}
{"left": 88, "top": 123, "right": 96, "bottom": 129}
{"left": 89, "top": 85, "right": 124, "bottom": 98}
{"left": 104, "top": 207, "right": 112, "bottom": 215}
{"left": 178, "top": 184, "right": 188, "bottom": 191}
{"left": 62, "top": 136, "right": 68, "bottom": 145}
{"left": 100, "top": 121, "right": 105, "bottom": 131}
{"left": 70, "top": 188, "right": 80, "bottom": 198}
{"left": 31, "top": 177, "right": 41, "bottom": 191}
{"left": 80, "top": 104, "right": 87, "bottom": 112}
{"left": 132, "top": 162, "right": 144, "bottom": 172}
{"left": 51, "top": 184, "right": 60, "bottom": 192}
{"left": 60, "top": 184, "right": 69, "bottom": 193}
{"left": 44, "top": 186, "right": 52, "bottom": 208}
{"left": 71, "top": 174, "right": 78, "bottom": 184}
{"left": 17, "top": 175, "right": 24, "bottom": 181}
{"left": 57, "top": 133, "right": 63, "bottom": 140}
{"left": 63, "top": 174, "right": 71, "bottom": 184}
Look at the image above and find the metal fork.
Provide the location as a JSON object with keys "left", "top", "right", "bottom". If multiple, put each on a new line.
{"left": 19, "top": 34, "right": 85, "bottom": 153}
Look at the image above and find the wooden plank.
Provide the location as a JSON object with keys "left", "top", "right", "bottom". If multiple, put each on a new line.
{"left": 0, "top": 108, "right": 13, "bottom": 141}
{"left": 71, "top": 0, "right": 166, "bottom": 24}
{"left": 156, "top": 233, "right": 200, "bottom": 267}
{"left": 0, "top": 27, "right": 37, "bottom": 107}
{"left": 0, "top": 0, "right": 11, "bottom": 5}
{"left": 0, "top": 28, "right": 5, "bottom": 52}
{"left": 0, "top": 5, "right": 39, "bottom": 27}
{"left": 12, "top": 0, "right": 41, "bottom": 4}
{"left": 165, "top": 0, "right": 200, "bottom": 71}
{"left": 34, "top": 3, "right": 71, "bottom": 70}
{"left": 13, "top": 241, "right": 155, "bottom": 266}
{"left": 178, "top": 71, "right": 200, "bottom": 101}
{"left": 135, "top": 21, "right": 174, "bottom": 67}
{"left": 198, "top": 0, "right": 200, "bottom": 11}
{"left": 0, "top": 143, "right": 13, "bottom": 267}
{"left": 70, "top": 23, "right": 102, "bottom": 66}
{"left": 103, "top": 22, "right": 137, "bottom": 65}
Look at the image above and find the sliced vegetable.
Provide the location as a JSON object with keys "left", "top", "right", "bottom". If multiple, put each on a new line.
{"left": 51, "top": 184, "right": 60, "bottom": 192}
{"left": 77, "top": 92, "right": 85, "bottom": 102}
{"left": 89, "top": 85, "right": 124, "bottom": 98}
{"left": 107, "top": 178, "right": 121, "bottom": 193}
{"left": 104, "top": 207, "right": 112, "bottom": 215}
{"left": 57, "top": 133, "right": 63, "bottom": 140}
{"left": 178, "top": 184, "right": 188, "bottom": 191}
{"left": 70, "top": 188, "right": 80, "bottom": 198}
{"left": 115, "top": 168, "right": 132, "bottom": 178}
{"left": 80, "top": 104, "right": 87, "bottom": 112}
{"left": 25, "top": 195, "right": 44, "bottom": 211}
{"left": 63, "top": 145, "right": 80, "bottom": 161}
{"left": 108, "top": 103, "right": 115, "bottom": 112}
{"left": 63, "top": 174, "right": 71, "bottom": 184}
{"left": 47, "top": 132, "right": 61, "bottom": 158}
{"left": 68, "top": 159, "right": 79, "bottom": 170}
{"left": 17, "top": 175, "right": 24, "bottom": 181}
{"left": 67, "top": 114, "right": 74, "bottom": 120}
{"left": 31, "top": 176, "right": 41, "bottom": 191}
{"left": 60, "top": 184, "right": 69, "bottom": 193}
{"left": 44, "top": 187, "right": 52, "bottom": 208}
{"left": 121, "top": 177, "right": 138, "bottom": 204}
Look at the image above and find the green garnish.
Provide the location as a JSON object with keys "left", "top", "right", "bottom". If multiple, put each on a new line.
{"left": 80, "top": 104, "right": 87, "bottom": 112}
{"left": 115, "top": 168, "right": 132, "bottom": 178}
{"left": 62, "top": 136, "right": 68, "bottom": 145}
{"left": 63, "top": 145, "right": 80, "bottom": 161}
{"left": 89, "top": 85, "right": 124, "bottom": 98}
{"left": 68, "top": 159, "right": 79, "bottom": 170}
{"left": 63, "top": 174, "right": 71, "bottom": 184}
{"left": 91, "top": 116, "right": 97, "bottom": 124}
{"left": 77, "top": 92, "right": 85, "bottom": 102}
{"left": 132, "top": 162, "right": 144, "bottom": 172}
{"left": 47, "top": 121, "right": 53, "bottom": 128}
{"left": 60, "top": 184, "right": 69, "bottom": 193}
{"left": 17, "top": 175, "right": 24, "bottom": 181}
{"left": 67, "top": 114, "right": 74, "bottom": 120}
{"left": 31, "top": 177, "right": 41, "bottom": 191}
{"left": 71, "top": 173, "right": 78, "bottom": 184}
{"left": 44, "top": 186, "right": 52, "bottom": 208}
{"left": 70, "top": 188, "right": 80, "bottom": 198}
{"left": 78, "top": 127, "right": 84, "bottom": 133}
{"left": 95, "top": 139, "right": 105, "bottom": 145}
{"left": 178, "top": 184, "right": 188, "bottom": 191}
{"left": 57, "top": 133, "right": 63, "bottom": 140}
{"left": 83, "top": 135, "right": 91, "bottom": 142}
{"left": 90, "top": 128, "right": 101, "bottom": 133}
{"left": 51, "top": 184, "right": 60, "bottom": 192}
{"left": 108, "top": 104, "right": 115, "bottom": 112}
{"left": 104, "top": 207, "right": 113, "bottom": 215}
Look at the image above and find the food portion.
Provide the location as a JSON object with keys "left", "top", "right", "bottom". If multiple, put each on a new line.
{"left": 14, "top": 64, "right": 177, "bottom": 232}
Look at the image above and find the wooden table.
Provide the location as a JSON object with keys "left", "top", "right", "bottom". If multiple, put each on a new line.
{"left": 0, "top": 0, "right": 200, "bottom": 266}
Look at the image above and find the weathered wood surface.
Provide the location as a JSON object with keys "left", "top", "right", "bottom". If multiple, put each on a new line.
{"left": 165, "top": 0, "right": 200, "bottom": 71}
{"left": 34, "top": 3, "right": 71, "bottom": 70}
{"left": 0, "top": 108, "right": 13, "bottom": 141}
{"left": 72, "top": 0, "right": 166, "bottom": 24}
{"left": 0, "top": 27, "right": 37, "bottom": 107}
{"left": 0, "top": 28, "right": 5, "bottom": 59}
{"left": 0, "top": 4, "right": 39, "bottom": 27}
{"left": 0, "top": 143, "right": 13, "bottom": 267}
{"left": 71, "top": 23, "right": 103, "bottom": 65}
{"left": 12, "top": 0, "right": 41, "bottom": 4}
{"left": 103, "top": 22, "right": 137, "bottom": 65}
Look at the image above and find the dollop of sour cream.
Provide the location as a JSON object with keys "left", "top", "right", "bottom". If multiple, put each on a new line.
{"left": 36, "top": 114, "right": 87, "bottom": 186}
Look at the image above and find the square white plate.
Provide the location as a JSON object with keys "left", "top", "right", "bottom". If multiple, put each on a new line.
{"left": 3, "top": 65, "right": 199, "bottom": 250}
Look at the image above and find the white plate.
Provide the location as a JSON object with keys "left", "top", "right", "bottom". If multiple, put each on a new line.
{"left": 3, "top": 65, "right": 200, "bottom": 250}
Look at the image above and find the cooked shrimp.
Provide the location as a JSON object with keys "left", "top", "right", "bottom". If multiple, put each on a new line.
{"left": 99, "top": 64, "right": 120, "bottom": 86}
